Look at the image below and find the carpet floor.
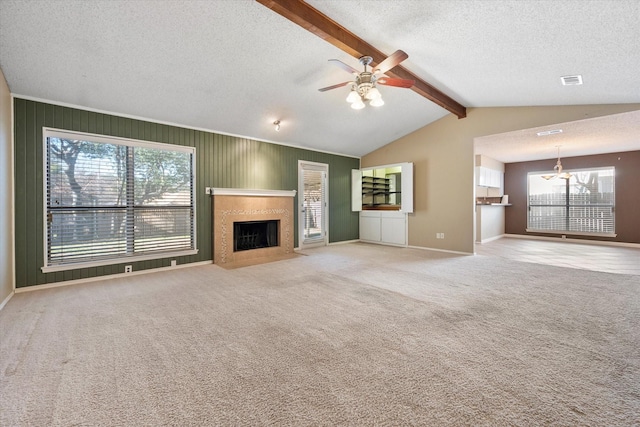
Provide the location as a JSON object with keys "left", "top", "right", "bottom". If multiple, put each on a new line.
{"left": 1, "top": 243, "right": 639, "bottom": 426}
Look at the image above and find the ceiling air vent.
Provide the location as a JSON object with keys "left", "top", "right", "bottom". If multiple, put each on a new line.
{"left": 537, "top": 129, "right": 563, "bottom": 136}
{"left": 561, "top": 75, "right": 583, "bottom": 85}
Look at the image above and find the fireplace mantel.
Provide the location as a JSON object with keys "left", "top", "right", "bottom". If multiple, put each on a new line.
{"left": 210, "top": 188, "right": 296, "bottom": 198}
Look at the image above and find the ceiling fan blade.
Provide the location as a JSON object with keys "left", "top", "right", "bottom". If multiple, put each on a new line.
{"left": 328, "top": 59, "right": 360, "bottom": 75}
{"left": 373, "top": 50, "right": 408, "bottom": 74}
{"left": 318, "top": 81, "right": 351, "bottom": 92}
{"left": 377, "top": 77, "right": 415, "bottom": 88}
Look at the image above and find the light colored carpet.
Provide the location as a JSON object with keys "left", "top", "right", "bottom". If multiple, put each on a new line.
{"left": 1, "top": 243, "right": 639, "bottom": 426}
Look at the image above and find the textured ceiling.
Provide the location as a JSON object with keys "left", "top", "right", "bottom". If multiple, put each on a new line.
{"left": 475, "top": 110, "right": 640, "bottom": 163}
{"left": 1, "top": 0, "right": 639, "bottom": 159}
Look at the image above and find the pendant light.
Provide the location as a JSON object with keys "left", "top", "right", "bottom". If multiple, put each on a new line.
{"left": 542, "top": 146, "right": 572, "bottom": 180}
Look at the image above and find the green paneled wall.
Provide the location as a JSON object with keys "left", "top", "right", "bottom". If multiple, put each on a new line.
{"left": 14, "top": 98, "right": 360, "bottom": 288}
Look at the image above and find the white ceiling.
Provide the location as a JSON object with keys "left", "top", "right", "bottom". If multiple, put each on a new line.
{"left": 1, "top": 0, "right": 639, "bottom": 159}
{"left": 475, "top": 109, "right": 640, "bottom": 163}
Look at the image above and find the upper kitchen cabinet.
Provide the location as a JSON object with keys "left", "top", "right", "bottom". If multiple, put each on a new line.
{"left": 476, "top": 166, "right": 503, "bottom": 188}
{"left": 352, "top": 162, "right": 413, "bottom": 213}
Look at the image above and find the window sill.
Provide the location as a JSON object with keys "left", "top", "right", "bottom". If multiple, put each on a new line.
{"left": 41, "top": 249, "right": 199, "bottom": 273}
{"left": 526, "top": 229, "right": 617, "bottom": 238}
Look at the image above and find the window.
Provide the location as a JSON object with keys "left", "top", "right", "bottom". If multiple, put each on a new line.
{"left": 43, "top": 129, "right": 196, "bottom": 272}
{"left": 527, "top": 167, "right": 615, "bottom": 236}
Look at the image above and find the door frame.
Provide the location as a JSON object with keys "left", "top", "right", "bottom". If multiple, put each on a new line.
{"left": 298, "top": 160, "right": 329, "bottom": 249}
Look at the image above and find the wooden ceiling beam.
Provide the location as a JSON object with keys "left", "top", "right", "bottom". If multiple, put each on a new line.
{"left": 256, "top": 0, "right": 467, "bottom": 119}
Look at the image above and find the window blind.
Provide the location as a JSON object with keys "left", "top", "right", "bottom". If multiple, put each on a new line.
{"left": 45, "top": 130, "right": 195, "bottom": 268}
{"left": 527, "top": 167, "right": 615, "bottom": 235}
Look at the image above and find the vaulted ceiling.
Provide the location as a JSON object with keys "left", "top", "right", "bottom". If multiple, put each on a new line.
{"left": 1, "top": 0, "right": 639, "bottom": 159}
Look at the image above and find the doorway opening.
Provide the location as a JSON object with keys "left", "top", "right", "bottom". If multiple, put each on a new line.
{"left": 298, "top": 161, "right": 328, "bottom": 249}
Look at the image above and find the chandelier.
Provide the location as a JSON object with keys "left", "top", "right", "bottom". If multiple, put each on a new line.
{"left": 542, "top": 146, "right": 572, "bottom": 180}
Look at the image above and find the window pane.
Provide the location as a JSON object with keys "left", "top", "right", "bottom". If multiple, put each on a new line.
{"left": 528, "top": 173, "right": 566, "bottom": 205}
{"left": 528, "top": 206, "right": 567, "bottom": 231}
{"left": 48, "top": 209, "right": 128, "bottom": 265}
{"left": 48, "top": 138, "right": 126, "bottom": 207}
{"left": 568, "top": 206, "right": 614, "bottom": 233}
{"left": 569, "top": 169, "right": 615, "bottom": 205}
{"left": 133, "top": 147, "right": 192, "bottom": 206}
{"left": 134, "top": 207, "right": 193, "bottom": 253}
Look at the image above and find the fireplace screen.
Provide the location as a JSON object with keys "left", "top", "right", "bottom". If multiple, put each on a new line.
{"left": 233, "top": 220, "right": 279, "bottom": 252}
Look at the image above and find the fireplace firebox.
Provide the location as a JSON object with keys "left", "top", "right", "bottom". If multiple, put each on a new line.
{"left": 233, "top": 220, "right": 279, "bottom": 252}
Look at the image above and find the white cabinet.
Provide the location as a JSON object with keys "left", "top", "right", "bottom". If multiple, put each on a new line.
{"left": 354, "top": 162, "right": 412, "bottom": 246}
{"left": 359, "top": 211, "right": 407, "bottom": 246}
{"left": 476, "top": 166, "right": 502, "bottom": 188}
{"left": 360, "top": 212, "right": 382, "bottom": 242}
{"left": 352, "top": 162, "right": 413, "bottom": 213}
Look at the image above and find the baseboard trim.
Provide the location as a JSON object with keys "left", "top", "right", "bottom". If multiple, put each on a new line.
{"left": 360, "top": 239, "right": 407, "bottom": 248}
{"left": 0, "top": 291, "right": 14, "bottom": 311}
{"left": 476, "top": 235, "right": 505, "bottom": 244}
{"left": 329, "top": 239, "right": 360, "bottom": 246}
{"left": 14, "top": 261, "right": 214, "bottom": 294}
{"left": 504, "top": 234, "right": 640, "bottom": 249}
{"left": 406, "top": 245, "right": 473, "bottom": 256}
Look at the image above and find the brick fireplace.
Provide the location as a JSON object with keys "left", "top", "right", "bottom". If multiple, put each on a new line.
{"left": 210, "top": 188, "right": 297, "bottom": 266}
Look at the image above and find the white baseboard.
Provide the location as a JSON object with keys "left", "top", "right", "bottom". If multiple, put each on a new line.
{"left": 504, "top": 234, "right": 640, "bottom": 249}
{"left": 329, "top": 239, "right": 360, "bottom": 246}
{"left": 293, "top": 239, "right": 360, "bottom": 251}
{"left": 14, "top": 261, "right": 214, "bottom": 294}
{"left": 360, "top": 239, "right": 408, "bottom": 248}
{"left": 406, "top": 245, "right": 473, "bottom": 256}
{"left": 476, "top": 235, "right": 505, "bottom": 244}
{"left": 0, "top": 291, "right": 14, "bottom": 311}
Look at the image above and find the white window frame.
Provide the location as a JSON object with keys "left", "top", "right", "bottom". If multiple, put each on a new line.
{"left": 526, "top": 166, "right": 616, "bottom": 237}
{"left": 42, "top": 128, "right": 198, "bottom": 272}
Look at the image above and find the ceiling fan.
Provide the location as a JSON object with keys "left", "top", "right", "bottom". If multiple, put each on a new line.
{"left": 318, "top": 49, "right": 415, "bottom": 109}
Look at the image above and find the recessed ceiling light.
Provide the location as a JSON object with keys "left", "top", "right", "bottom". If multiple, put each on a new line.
{"left": 561, "top": 75, "right": 583, "bottom": 85}
{"left": 536, "top": 129, "right": 563, "bottom": 136}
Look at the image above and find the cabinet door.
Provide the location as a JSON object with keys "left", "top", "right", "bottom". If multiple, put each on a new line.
{"left": 351, "top": 169, "right": 363, "bottom": 211}
{"left": 477, "top": 166, "right": 488, "bottom": 186}
{"left": 400, "top": 162, "right": 414, "bottom": 213}
{"left": 490, "top": 169, "right": 502, "bottom": 188}
{"left": 360, "top": 213, "right": 381, "bottom": 241}
{"left": 381, "top": 213, "right": 406, "bottom": 245}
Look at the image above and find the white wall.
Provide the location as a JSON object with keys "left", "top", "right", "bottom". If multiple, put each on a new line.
{"left": 0, "top": 67, "right": 14, "bottom": 308}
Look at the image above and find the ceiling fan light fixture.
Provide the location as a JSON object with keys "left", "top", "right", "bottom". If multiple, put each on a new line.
{"left": 351, "top": 99, "right": 365, "bottom": 110}
{"left": 320, "top": 50, "right": 416, "bottom": 110}
{"left": 365, "top": 86, "right": 381, "bottom": 100}
{"left": 346, "top": 88, "right": 360, "bottom": 104}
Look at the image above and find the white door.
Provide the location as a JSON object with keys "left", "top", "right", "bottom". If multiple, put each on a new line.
{"left": 298, "top": 161, "right": 328, "bottom": 248}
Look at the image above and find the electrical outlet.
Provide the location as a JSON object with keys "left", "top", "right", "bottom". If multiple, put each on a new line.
{"left": 205, "top": 187, "right": 211, "bottom": 195}
{"left": 125, "top": 265, "right": 132, "bottom": 273}
{"left": 435, "top": 233, "right": 445, "bottom": 239}
{"left": 171, "top": 260, "right": 177, "bottom": 267}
